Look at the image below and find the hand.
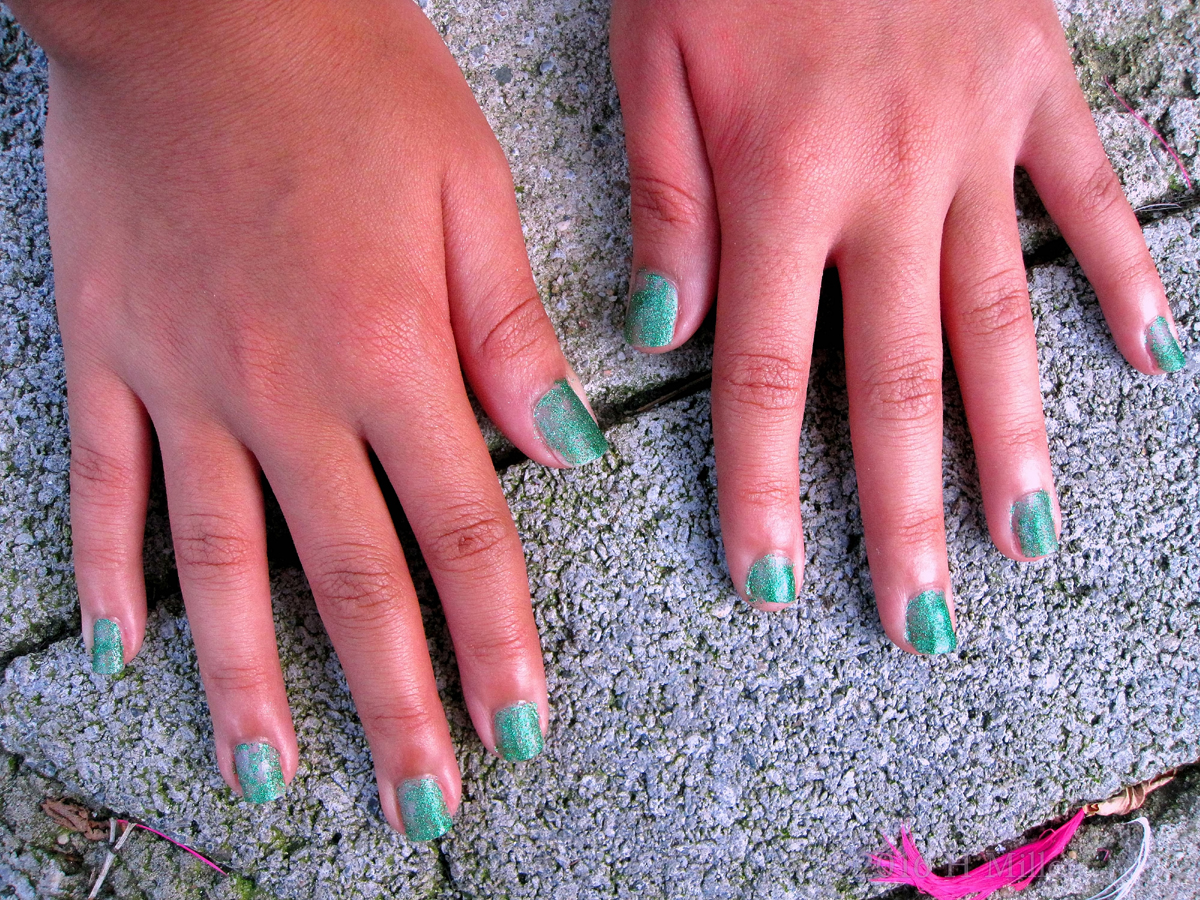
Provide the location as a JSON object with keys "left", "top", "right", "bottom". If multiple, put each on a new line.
{"left": 15, "top": 0, "right": 607, "bottom": 836}
{"left": 610, "top": 0, "right": 1184, "bottom": 652}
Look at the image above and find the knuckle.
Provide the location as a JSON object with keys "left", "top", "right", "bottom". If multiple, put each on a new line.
{"left": 733, "top": 476, "right": 797, "bottom": 510}
{"left": 309, "top": 545, "right": 401, "bottom": 625}
{"left": 200, "top": 660, "right": 275, "bottom": 697}
{"left": 994, "top": 418, "right": 1047, "bottom": 459}
{"left": 423, "top": 500, "right": 513, "bottom": 573}
{"left": 861, "top": 350, "right": 942, "bottom": 424}
{"left": 475, "top": 293, "right": 548, "bottom": 367}
{"left": 719, "top": 350, "right": 808, "bottom": 414}
{"left": 891, "top": 509, "right": 945, "bottom": 547}
{"left": 960, "top": 269, "right": 1031, "bottom": 340}
{"left": 70, "top": 441, "right": 140, "bottom": 505}
{"left": 629, "top": 172, "right": 709, "bottom": 231}
{"left": 358, "top": 701, "right": 432, "bottom": 742}
{"left": 455, "top": 615, "right": 530, "bottom": 671}
{"left": 1073, "top": 160, "right": 1129, "bottom": 221}
{"left": 172, "top": 511, "right": 258, "bottom": 577}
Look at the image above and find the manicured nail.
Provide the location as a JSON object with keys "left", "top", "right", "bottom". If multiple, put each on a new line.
{"left": 91, "top": 619, "right": 124, "bottom": 675}
{"left": 494, "top": 702, "right": 544, "bottom": 762}
{"left": 624, "top": 270, "right": 678, "bottom": 349}
{"left": 1012, "top": 489, "right": 1058, "bottom": 558}
{"left": 744, "top": 554, "right": 796, "bottom": 606}
{"left": 398, "top": 777, "right": 453, "bottom": 842}
{"left": 905, "top": 590, "right": 957, "bottom": 655}
{"left": 534, "top": 379, "right": 608, "bottom": 466}
{"left": 1146, "top": 316, "right": 1185, "bottom": 373}
{"left": 234, "top": 742, "right": 286, "bottom": 804}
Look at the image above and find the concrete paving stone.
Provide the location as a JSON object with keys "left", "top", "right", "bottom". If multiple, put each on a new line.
{"left": 2, "top": 1, "right": 1199, "bottom": 897}
{"left": 1, "top": 0, "right": 1197, "bottom": 659}
{"left": 0, "top": 751, "right": 276, "bottom": 899}
{"left": 2, "top": 201, "right": 1198, "bottom": 896}
{"left": 1017, "top": 764, "right": 1200, "bottom": 900}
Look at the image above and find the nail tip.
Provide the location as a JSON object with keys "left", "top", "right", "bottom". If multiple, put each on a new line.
{"left": 1012, "top": 490, "right": 1058, "bottom": 559}
{"left": 90, "top": 619, "right": 125, "bottom": 676}
{"left": 234, "top": 742, "right": 286, "bottom": 805}
{"left": 625, "top": 271, "right": 678, "bottom": 350}
{"left": 745, "top": 555, "right": 796, "bottom": 606}
{"left": 534, "top": 379, "right": 608, "bottom": 467}
{"left": 494, "top": 702, "right": 546, "bottom": 762}
{"left": 1147, "top": 316, "right": 1186, "bottom": 373}
{"left": 905, "top": 590, "right": 957, "bottom": 656}
{"left": 399, "top": 777, "right": 453, "bottom": 842}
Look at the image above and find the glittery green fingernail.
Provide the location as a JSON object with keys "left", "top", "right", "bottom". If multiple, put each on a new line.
{"left": 1012, "top": 489, "right": 1058, "bottom": 558}
{"left": 91, "top": 619, "right": 124, "bottom": 675}
{"left": 905, "top": 590, "right": 956, "bottom": 655}
{"left": 624, "top": 270, "right": 678, "bottom": 349}
{"left": 534, "top": 379, "right": 608, "bottom": 466}
{"left": 494, "top": 701, "right": 544, "bottom": 762}
{"left": 1146, "top": 316, "right": 1185, "bottom": 373}
{"left": 745, "top": 554, "right": 796, "bottom": 606}
{"left": 234, "top": 742, "right": 286, "bottom": 804}
{"left": 398, "top": 777, "right": 453, "bottom": 842}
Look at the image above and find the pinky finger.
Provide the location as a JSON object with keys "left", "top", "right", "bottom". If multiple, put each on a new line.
{"left": 67, "top": 365, "right": 152, "bottom": 675}
{"left": 1022, "top": 77, "right": 1186, "bottom": 375}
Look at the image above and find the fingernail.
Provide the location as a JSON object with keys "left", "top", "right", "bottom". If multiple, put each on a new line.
{"left": 1012, "top": 489, "right": 1058, "bottom": 558}
{"left": 91, "top": 619, "right": 124, "bottom": 675}
{"left": 905, "top": 590, "right": 957, "bottom": 655}
{"left": 398, "top": 777, "right": 453, "bottom": 841}
{"left": 234, "top": 742, "right": 286, "bottom": 804}
{"left": 494, "top": 701, "right": 544, "bottom": 762}
{"left": 744, "top": 554, "right": 796, "bottom": 606}
{"left": 534, "top": 379, "right": 609, "bottom": 466}
{"left": 1146, "top": 316, "right": 1185, "bottom": 373}
{"left": 624, "top": 270, "right": 678, "bottom": 349}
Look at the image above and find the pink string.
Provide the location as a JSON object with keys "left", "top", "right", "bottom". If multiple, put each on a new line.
{"left": 872, "top": 807, "right": 1086, "bottom": 900}
{"left": 115, "top": 820, "right": 226, "bottom": 875}
{"left": 1104, "top": 78, "right": 1194, "bottom": 192}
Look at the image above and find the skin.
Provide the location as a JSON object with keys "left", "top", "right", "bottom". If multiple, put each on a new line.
{"left": 610, "top": 0, "right": 1184, "bottom": 649}
{"left": 9, "top": 0, "right": 578, "bottom": 832}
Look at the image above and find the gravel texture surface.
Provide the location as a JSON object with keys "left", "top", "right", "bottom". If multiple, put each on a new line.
{"left": 2, "top": 0, "right": 1199, "bottom": 897}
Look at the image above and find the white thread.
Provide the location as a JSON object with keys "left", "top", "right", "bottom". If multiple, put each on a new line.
{"left": 1083, "top": 817, "right": 1153, "bottom": 900}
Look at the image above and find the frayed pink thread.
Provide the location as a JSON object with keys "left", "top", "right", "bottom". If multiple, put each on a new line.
{"left": 872, "top": 808, "right": 1086, "bottom": 900}
{"left": 1104, "top": 78, "right": 1194, "bottom": 192}
{"left": 116, "top": 820, "right": 226, "bottom": 875}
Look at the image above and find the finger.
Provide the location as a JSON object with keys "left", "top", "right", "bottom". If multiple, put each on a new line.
{"left": 1022, "top": 76, "right": 1185, "bottom": 375}
{"left": 840, "top": 227, "right": 957, "bottom": 654}
{"left": 67, "top": 364, "right": 152, "bottom": 675}
{"left": 942, "top": 177, "right": 1060, "bottom": 561}
{"left": 710, "top": 221, "right": 827, "bottom": 611}
{"left": 367, "top": 356, "right": 548, "bottom": 765}
{"left": 158, "top": 424, "right": 295, "bottom": 803}
{"left": 259, "top": 429, "right": 458, "bottom": 839}
{"left": 443, "top": 141, "right": 608, "bottom": 469}
{"left": 610, "top": 13, "right": 719, "bottom": 352}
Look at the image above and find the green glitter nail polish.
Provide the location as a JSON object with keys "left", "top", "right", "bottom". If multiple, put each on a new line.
{"left": 745, "top": 555, "right": 796, "bottom": 605}
{"left": 494, "top": 701, "right": 544, "bottom": 762}
{"left": 398, "top": 777, "right": 453, "bottom": 842}
{"left": 91, "top": 619, "right": 124, "bottom": 675}
{"left": 1012, "top": 489, "right": 1058, "bottom": 558}
{"left": 234, "top": 742, "right": 286, "bottom": 804}
{"left": 534, "top": 379, "right": 609, "bottom": 466}
{"left": 1146, "top": 316, "right": 1186, "bottom": 373}
{"left": 624, "top": 271, "right": 678, "bottom": 349}
{"left": 905, "top": 590, "right": 956, "bottom": 655}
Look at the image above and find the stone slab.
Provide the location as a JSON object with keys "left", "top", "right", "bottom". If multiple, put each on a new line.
{"left": 2, "top": 0, "right": 1197, "bottom": 661}
{"left": 3, "top": 200, "right": 1198, "bottom": 897}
